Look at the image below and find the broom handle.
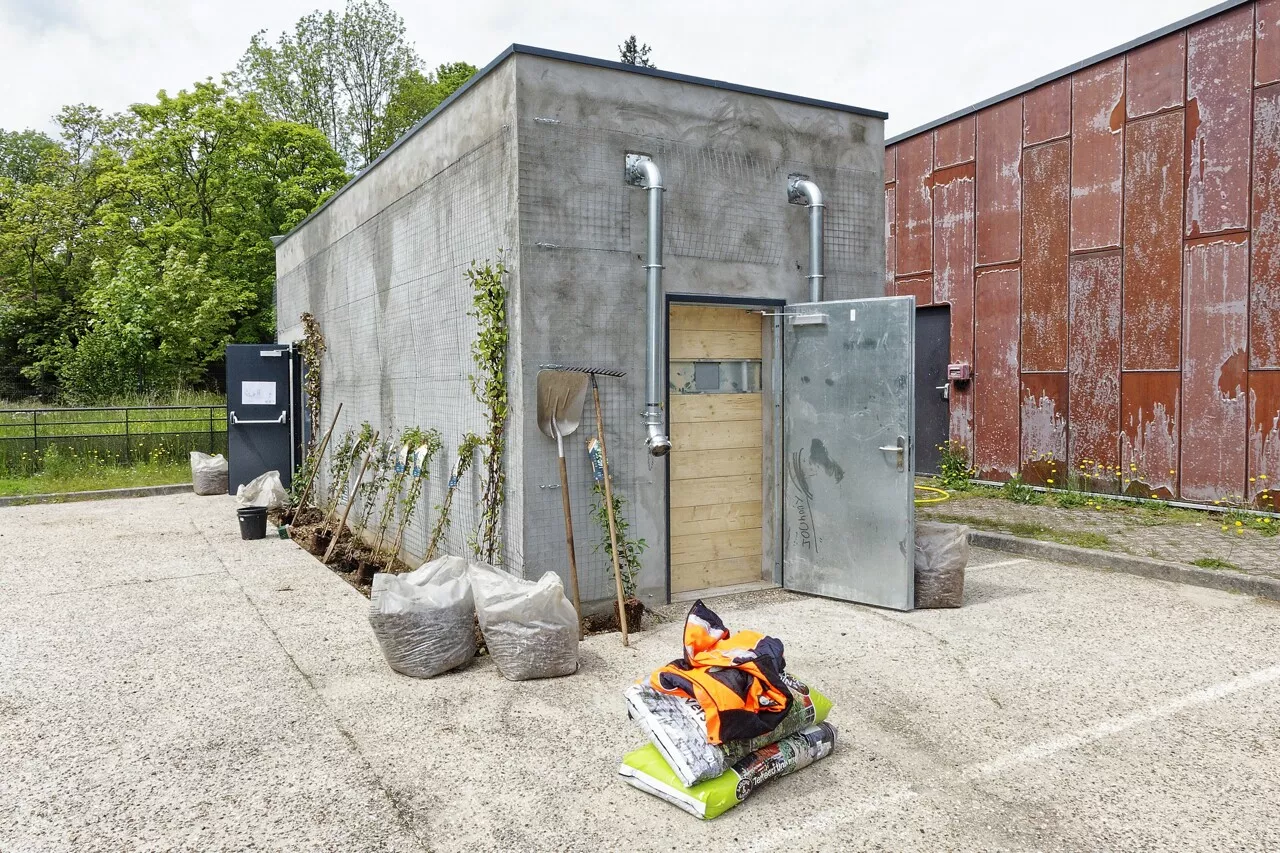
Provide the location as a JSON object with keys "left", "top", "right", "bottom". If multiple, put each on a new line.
{"left": 294, "top": 403, "right": 342, "bottom": 518}
{"left": 324, "top": 431, "right": 378, "bottom": 563}
{"left": 592, "top": 378, "right": 629, "bottom": 647}
{"left": 555, "top": 420, "right": 584, "bottom": 639}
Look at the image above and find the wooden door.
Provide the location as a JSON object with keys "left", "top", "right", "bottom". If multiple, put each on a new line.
{"left": 668, "top": 305, "right": 765, "bottom": 594}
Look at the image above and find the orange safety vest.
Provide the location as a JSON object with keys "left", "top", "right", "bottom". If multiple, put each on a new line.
{"left": 650, "top": 600, "right": 792, "bottom": 745}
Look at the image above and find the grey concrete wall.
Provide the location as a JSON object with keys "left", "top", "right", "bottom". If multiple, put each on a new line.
{"left": 513, "top": 54, "right": 885, "bottom": 609}
{"left": 275, "top": 60, "right": 526, "bottom": 571}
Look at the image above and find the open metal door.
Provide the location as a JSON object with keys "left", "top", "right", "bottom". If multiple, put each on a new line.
{"left": 782, "top": 297, "right": 916, "bottom": 610}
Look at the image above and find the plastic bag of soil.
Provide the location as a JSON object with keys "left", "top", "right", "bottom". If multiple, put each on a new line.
{"left": 368, "top": 555, "right": 476, "bottom": 678}
{"left": 468, "top": 562, "right": 579, "bottom": 681}
{"left": 619, "top": 723, "right": 837, "bottom": 820}
{"left": 914, "top": 521, "right": 969, "bottom": 608}
{"left": 190, "top": 452, "right": 228, "bottom": 496}
{"left": 624, "top": 672, "right": 832, "bottom": 787}
{"left": 235, "top": 470, "right": 288, "bottom": 510}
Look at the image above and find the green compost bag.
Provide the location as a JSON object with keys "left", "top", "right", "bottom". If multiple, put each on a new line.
{"left": 619, "top": 722, "right": 837, "bottom": 820}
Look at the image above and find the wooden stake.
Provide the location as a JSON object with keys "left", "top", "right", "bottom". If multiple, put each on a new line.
{"left": 591, "top": 377, "right": 629, "bottom": 647}
{"left": 323, "top": 431, "right": 378, "bottom": 564}
{"left": 291, "top": 402, "right": 342, "bottom": 522}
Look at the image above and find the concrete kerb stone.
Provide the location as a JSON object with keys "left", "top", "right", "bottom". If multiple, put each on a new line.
{"left": 969, "top": 529, "right": 1280, "bottom": 602}
{"left": 0, "top": 483, "right": 192, "bottom": 508}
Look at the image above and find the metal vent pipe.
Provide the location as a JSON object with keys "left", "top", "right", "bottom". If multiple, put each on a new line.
{"left": 626, "top": 155, "right": 670, "bottom": 456}
{"left": 788, "top": 175, "right": 825, "bottom": 302}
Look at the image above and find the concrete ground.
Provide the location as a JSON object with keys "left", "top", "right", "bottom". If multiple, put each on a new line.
{"left": 3, "top": 495, "right": 1280, "bottom": 852}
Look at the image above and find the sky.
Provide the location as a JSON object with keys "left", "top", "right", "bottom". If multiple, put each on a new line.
{"left": 0, "top": 0, "right": 1221, "bottom": 138}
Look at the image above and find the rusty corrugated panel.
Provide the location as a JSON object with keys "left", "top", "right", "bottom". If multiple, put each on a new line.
{"left": 1257, "top": 0, "right": 1280, "bottom": 86}
{"left": 885, "top": 184, "right": 896, "bottom": 296}
{"left": 895, "top": 134, "right": 933, "bottom": 276}
{"left": 974, "top": 266, "right": 1020, "bottom": 480}
{"left": 1070, "top": 58, "right": 1125, "bottom": 253}
{"left": 1024, "top": 78, "right": 1072, "bottom": 146}
{"left": 931, "top": 162, "right": 976, "bottom": 449}
{"left": 1248, "top": 371, "right": 1280, "bottom": 509}
{"left": 1021, "top": 373, "right": 1069, "bottom": 486}
{"left": 1068, "top": 252, "right": 1122, "bottom": 489}
{"left": 885, "top": 145, "right": 897, "bottom": 184}
{"left": 934, "top": 116, "right": 976, "bottom": 168}
{"left": 1251, "top": 85, "right": 1280, "bottom": 368}
{"left": 1120, "top": 372, "right": 1181, "bottom": 500}
{"left": 1181, "top": 235, "right": 1249, "bottom": 502}
{"left": 1186, "top": 6, "right": 1254, "bottom": 238}
{"left": 1126, "top": 33, "right": 1186, "bottom": 119}
{"left": 1123, "top": 112, "right": 1185, "bottom": 371}
{"left": 976, "top": 99, "right": 1022, "bottom": 266}
{"left": 1021, "top": 139, "right": 1070, "bottom": 372}
{"left": 895, "top": 275, "right": 932, "bottom": 306}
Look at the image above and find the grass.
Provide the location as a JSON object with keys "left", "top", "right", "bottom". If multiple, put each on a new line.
{"left": 928, "top": 511, "right": 1112, "bottom": 551}
{"left": 1192, "top": 557, "right": 1242, "bottom": 571}
{"left": 0, "top": 458, "right": 189, "bottom": 497}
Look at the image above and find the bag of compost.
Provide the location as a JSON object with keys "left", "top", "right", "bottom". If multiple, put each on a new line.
{"left": 190, "top": 452, "right": 228, "bottom": 496}
{"left": 624, "top": 672, "right": 832, "bottom": 788}
{"left": 468, "top": 562, "right": 579, "bottom": 681}
{"left": 619, "top": 722, "right": 837, "bottom": 820}
{"left": 369, "top": 555, "right": 476, "bottom": 678}
{"left": 914, "top": 521, "right": 969, "bottom": 608}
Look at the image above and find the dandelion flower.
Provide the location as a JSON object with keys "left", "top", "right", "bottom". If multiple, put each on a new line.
{"left": 1221, "top": 525, "right": 1229, "bottom": 532}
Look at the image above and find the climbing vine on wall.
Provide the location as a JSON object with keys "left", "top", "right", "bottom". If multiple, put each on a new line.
{"left": 466, "top": 253, "right": 509, "bottom": 565}
{"left": 298, "top": 312, "right": 327, "bottom": 455}
{"left": 427, "top": 432, "right": 482, "bottom": 562}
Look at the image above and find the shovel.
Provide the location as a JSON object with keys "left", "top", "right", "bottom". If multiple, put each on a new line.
{"left": 537, "top": 369, "right": 591, "bottom": 636}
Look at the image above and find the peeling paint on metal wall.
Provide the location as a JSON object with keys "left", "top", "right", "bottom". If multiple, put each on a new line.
{"left": 934, "top": 116, "right": 976, "bottom": 168}
{"left": 885, "top": 146, "right": 897, "bottom": 184}
{"left": 885, "top": 184, "right": 897, "bottom": 296}
{"left": 895, "top": 134, "right": 933, "bottom": 276}
{"left": 1021, "top": 139, "right": 1071, "bottom": 372}
{"left": 1126, "top": 33, "right": 1186, "bottom": 119}
{"left": 974, "top": 267, "right": 1021, "bottom": 479}
{"left": 1181, "top": 236, "right": 1249, "bottom": 502}
{"left": 1186, "top": 6, "right": 1255, "bottom": 238}
{"left": 1123, "top": 112, "right": 1185, "bottom": 370}
{"left": 895, "top": 275, "right": 933, "bottom": 306}
{"left": 1070, "top": 58, "right": 1125, "bottom": 252}
{"left": 1120, "top": 372, "right": 1181, "bottom": 499}
{"left": 1021, "top": 373, "right": 1069, "bottom": 485}
{"left": 932, "top": 159, "right": 976, "bottom": 449}
{"left": 1023, "top": 78, "right": 1072, "bottom": 146}
{"left": 976, "top": 99, "right": 1023, "bottom": 266}
{"left": 1259, "top": 0, "right": 1280, "bottom": 85}
{"left": 1068, "top": 252, "right": 1123, "bottom": 483}
{"left": 1251, "top": 85, "right": 1280, "bottom": 368}
{"left": 1248, "top": 371, "right": 1280, "bottom": 507}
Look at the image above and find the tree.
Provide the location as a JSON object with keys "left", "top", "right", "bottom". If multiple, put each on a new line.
{"left": 372, "top": 61, "right": 477, "bottom": 154}
{"left": 618, "top": 36, "right": 656, "bottom": 68}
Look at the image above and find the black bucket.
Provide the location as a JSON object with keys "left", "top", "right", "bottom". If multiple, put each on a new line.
{"left": 237, "top": 506, "right": 268, "bottom": 540}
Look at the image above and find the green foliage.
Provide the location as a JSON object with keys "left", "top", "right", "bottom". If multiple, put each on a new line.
{"left": 466, "top": 256, "right": 509, "bottom": 565}
{"left": 936, "top": 440, "right": 975, "bottom": 491}
{"left": 618, "top": 35, "right": 657, "bottom": 68}
{"left": 355, "top": 433, "right": 393, "bottom": 536}
{"left": 298, "top": 312, "right": 326, "bottom": 454}
{"left": 590, "top": 480, "right": 647, "bottom": 600}
{"left": 372, "top": 62, "right": 477, "bottom": 154}
{"left": 323, "top": 428, "right": 359, "bottom": 515}
{"left": 0, "top": 442, "right": 190, "bottom": 497}
{"left": 1001, "top": 474, "right": 1044, "bottom": 505}
{"left": 1192, "top": 557, "right": 1241, "bottom": 571}
{"left": 427, "top": 433, "right": 480, "bottom": 561}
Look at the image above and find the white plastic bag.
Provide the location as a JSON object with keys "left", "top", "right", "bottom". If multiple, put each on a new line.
{"left": 914, "top": 522, "right": 969, "bottom": 608}
{"left": 468, "top": 562, "right": 579, "bottom": 681}
{"left": 235, "top": 470, "right": 288, "bottom": 509}
{"left": 190, "top": 452, "right": 228, "bottom": 496}
{"left": 369, "top": 556, "right": 477, "bottom": 678}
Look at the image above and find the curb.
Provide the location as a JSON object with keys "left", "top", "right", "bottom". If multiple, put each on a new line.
{"left": 0, "top": 483, "right": 194, "bottom": 508}
{"left": 969, "top": 529, "right": 1280, "bottom": 602}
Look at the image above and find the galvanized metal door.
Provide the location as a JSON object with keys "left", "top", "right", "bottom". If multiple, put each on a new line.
{"left": 782, "top": 297, "right": 916, "bottom": 610}
{"left": 226, "top": 344, "right": 299, "bottom": 494}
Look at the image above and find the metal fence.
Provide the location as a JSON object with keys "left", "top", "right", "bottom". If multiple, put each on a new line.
{"left": 0, "top": 405, "right": 227, "bottom": 473}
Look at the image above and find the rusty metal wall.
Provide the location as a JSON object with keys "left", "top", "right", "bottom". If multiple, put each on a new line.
{"left": 884, "top": 0, "right": 1280, "bottom": 507}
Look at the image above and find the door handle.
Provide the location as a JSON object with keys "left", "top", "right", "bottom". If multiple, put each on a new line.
{"left": 230, "top": 410, "right": 286, "bottom": 425}
{"left": 936, "top": 383, "right": 950, "bottom": 401}
{"left": 878, "top": 435, "right": 907, "bottom": 472}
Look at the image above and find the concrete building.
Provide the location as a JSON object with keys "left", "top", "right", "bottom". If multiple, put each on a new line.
{"left": 274, "top": 46, "right": 888, "bottom": 610}
{"left": 885, "top": 0, "right": 1280, "bottom": 509}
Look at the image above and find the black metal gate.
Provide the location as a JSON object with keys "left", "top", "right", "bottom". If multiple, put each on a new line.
{"left": 225, "top": 344, "right": 302, "bottom": 493}
{"left": 914, "top": 305, "right": 951, "bottom": 475}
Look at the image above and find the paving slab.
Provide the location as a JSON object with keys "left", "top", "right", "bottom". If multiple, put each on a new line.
{"left": 2, "top": 494, "right": 1280, "bottom": 851}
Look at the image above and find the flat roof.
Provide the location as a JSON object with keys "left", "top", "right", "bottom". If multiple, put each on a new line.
{"left": 275, "top": 44, "right": 888, "bottom": 247}
{"left": 885, "top": 0, "right": 1251, "bottom": 146}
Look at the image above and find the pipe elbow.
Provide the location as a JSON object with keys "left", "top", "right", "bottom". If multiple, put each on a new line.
{"left": 629, "top": 158, "right": 663, "bottom": 190}
{"left": 790, "top": 177, "right": 824, "bottom": 209}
